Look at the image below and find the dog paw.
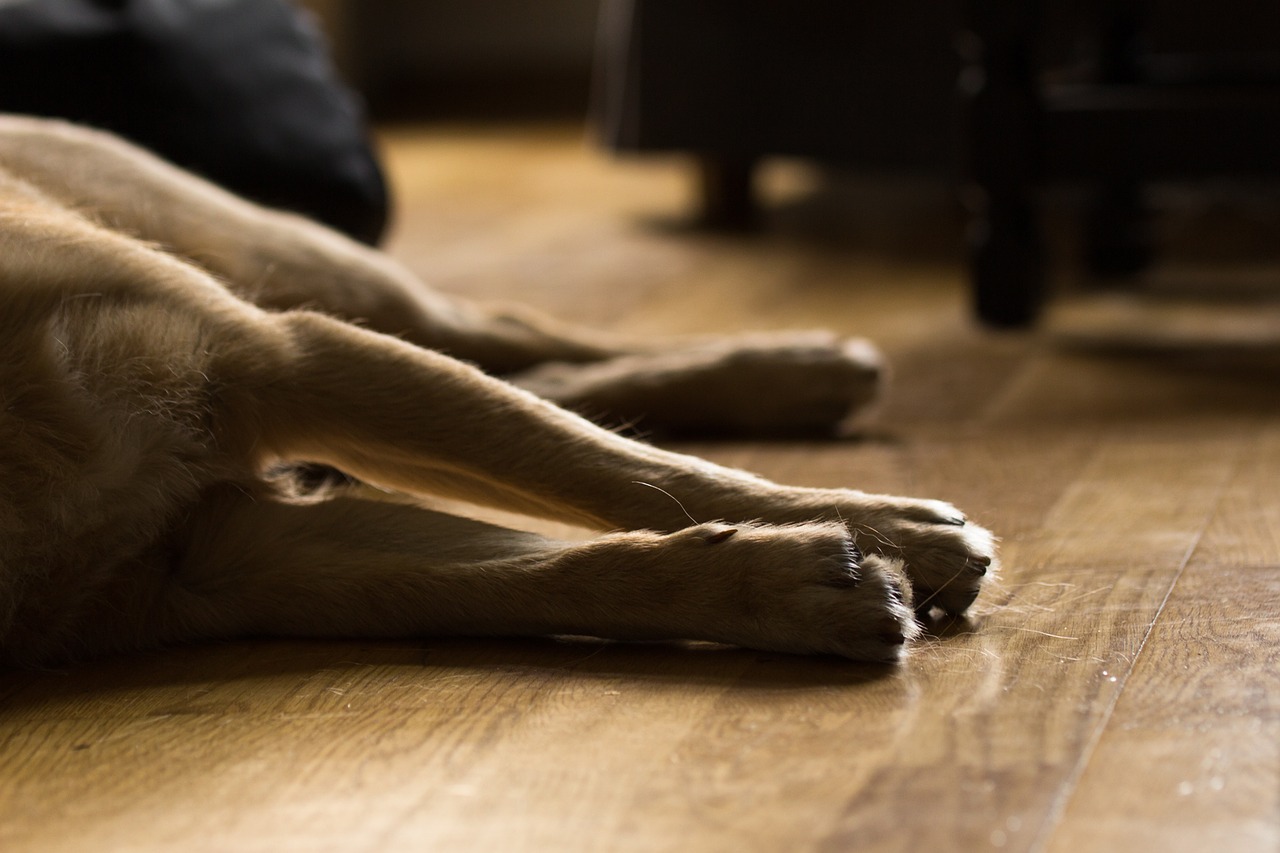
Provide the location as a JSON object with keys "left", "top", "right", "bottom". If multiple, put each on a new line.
{"left": 671, "top": 522, "right": 920, "bottom": 662}
{"left": 702, "top": 332, "right": 885, "bottom": 433}
{"left": 843, "top": 496, "right": 996, "bottom": 616}
{"left": 513, "top": 332, "right": 884, "bottom": 435}
{"left": 687, "top": 332, "right": 885, "bottom": 434}
{"left": 775, "top": 492, "right": 996, "bottom": 617}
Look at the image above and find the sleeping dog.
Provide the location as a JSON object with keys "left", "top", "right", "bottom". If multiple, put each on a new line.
{"left": 0, "top": 115, "right": 994, "bottom": 667}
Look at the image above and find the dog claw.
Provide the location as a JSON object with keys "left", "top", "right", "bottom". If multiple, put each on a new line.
{"left": 703, "top": 527, "right": 738, "bottom": 545}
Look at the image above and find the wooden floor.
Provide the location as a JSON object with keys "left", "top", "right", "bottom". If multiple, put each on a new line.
{"left": 3, "top": 123, "right": 1279, "bottom": 852}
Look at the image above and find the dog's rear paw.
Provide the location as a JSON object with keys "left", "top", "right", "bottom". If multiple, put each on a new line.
{"left": 514, "top": 332, "right": 884, "bottom": 436}
{"left": 694, "top": 333, "right": 885, "bottom": 435}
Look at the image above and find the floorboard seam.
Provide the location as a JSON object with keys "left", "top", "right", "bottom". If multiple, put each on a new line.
{"left": 1024, "top": 431, "right": 1248, "bottom": 852}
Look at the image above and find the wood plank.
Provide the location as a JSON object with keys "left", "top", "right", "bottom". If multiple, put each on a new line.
{"left": 0, "top": 641, "right": 753, "bottom": 852}
{"left": 1046, "top": 423, "right": 1280, "bottom": 852}
{"left": 811, "top": 424, "right": 1248, "bottom": 851}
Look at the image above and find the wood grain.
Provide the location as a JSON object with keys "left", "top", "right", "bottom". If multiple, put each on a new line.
{"left": 1046, "top": 423, "right": 1280, "bottom": 853}
{"left": 2, "top": 123, "right": 1278, "bottom": 852}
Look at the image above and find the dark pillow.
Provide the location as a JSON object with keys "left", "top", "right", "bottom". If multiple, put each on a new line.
{"left": 0, "top": 0, "right": 389, "bottom": 244}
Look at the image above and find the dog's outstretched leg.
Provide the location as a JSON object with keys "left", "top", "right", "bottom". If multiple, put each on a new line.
{"left": 509, "top": 332, "right": 884, "bottom": 436}
{"left": 145, "top": 490, "right": 919, "bottom": 663}
{"left": 232, "top": 311, "right": 994, "bottom": 616}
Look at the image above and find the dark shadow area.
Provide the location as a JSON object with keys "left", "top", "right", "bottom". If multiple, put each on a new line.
{"left": 0, "top": 635, "right": 914, "bottom": 718}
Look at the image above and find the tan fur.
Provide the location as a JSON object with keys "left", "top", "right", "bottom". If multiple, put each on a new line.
{"left": 0, "top": 115, "right": 995, "bottom": 667}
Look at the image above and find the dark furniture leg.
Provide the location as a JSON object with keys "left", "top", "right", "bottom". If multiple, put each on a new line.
{"left": 1086, "top": 0, "right": 1153, "bottom": 277}
{"left": 964, "top": 0, "right": 1046, "bottom": 326}
{"left": 695, "top": 154, "right": 760, "bottom": 230}
{"left": 1086, "top": 182, "right": 1152, "bottom": 277}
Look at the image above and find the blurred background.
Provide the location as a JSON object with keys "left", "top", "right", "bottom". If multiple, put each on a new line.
{"left": 4, "top": 0, "right": 1279, "bottom": 327}
{"left": 298, "top": 0, "right": 1280, "bottom": 329}
{"left": 300, "top": 0, "right": 604, "bottom": 121}
{"left": 303, "top": 0, "right": 1278, "bottom": 172}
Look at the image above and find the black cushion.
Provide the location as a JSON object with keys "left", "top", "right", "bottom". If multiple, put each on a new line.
{"left": 0, "top": 0, "right": 389, "bottom": 244}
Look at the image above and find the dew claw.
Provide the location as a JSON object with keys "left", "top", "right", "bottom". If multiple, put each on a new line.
{"left": 703, "top": 527, "right": 738, "bottom": 545}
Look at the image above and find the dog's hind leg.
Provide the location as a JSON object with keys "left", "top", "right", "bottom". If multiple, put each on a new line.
{"left": 152, "top": 488, "right": 919, "bottom": 662}
{"left": 2, "top": 117, "right": 885, "bottom": 434}
{"left": 1, "top": 116, "right": 888, "bottom": 427}
{"left": 508, "top": 332, "right": 884, "bottom": 436}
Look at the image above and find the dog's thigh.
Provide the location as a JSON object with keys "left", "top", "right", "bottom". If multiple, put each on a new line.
{"left": 156, "top": 489, "right": 917, "bottom": 662}
{"left": 0, "top": 116, "right": 626, "bottom": 373}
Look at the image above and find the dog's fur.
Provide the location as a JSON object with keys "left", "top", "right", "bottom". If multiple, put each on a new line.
{"left": 0, "top": 115, "right": 994, "bottom": 667}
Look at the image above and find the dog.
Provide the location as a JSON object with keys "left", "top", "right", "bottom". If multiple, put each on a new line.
{"left": 0, "top": 115, "right": 995, "bottom": 668}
